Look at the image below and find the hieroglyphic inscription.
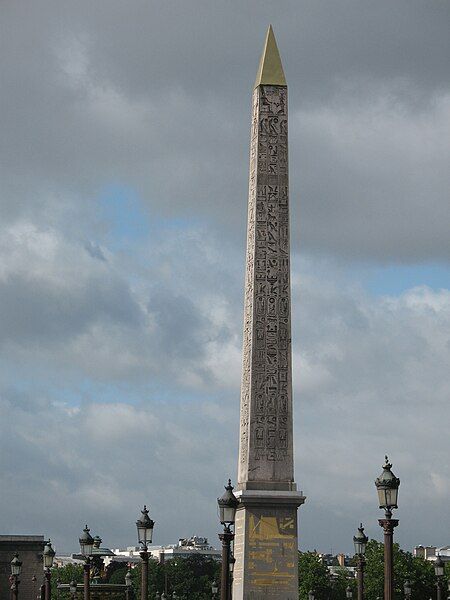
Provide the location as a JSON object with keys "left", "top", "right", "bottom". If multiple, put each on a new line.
{"left": 238, "top": 84, "right": 293, "bottom": 485}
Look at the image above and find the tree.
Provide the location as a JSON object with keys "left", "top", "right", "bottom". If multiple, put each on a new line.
{"left": 50, "top": 563, "right": 83, "bottom": 599}
{"left": 163, "top": 555, "right": 221, "bottom": 599}
{"left": 364, "top": 539, "right": 436, "bottom": 600}
{"left": 298, "top": 551, "right": 333, "bottom": 600}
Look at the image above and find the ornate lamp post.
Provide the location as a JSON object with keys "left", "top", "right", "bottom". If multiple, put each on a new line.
{"left": 136, "top": 505, "right": 155, "bottom": 600}
{"left": 211, "top": 580, "right": 219, "bottom": 599}
{"left": 79, "top": 525, "right": 94, "bottom": 600}
{"left": 217, "top": 479, "right": 238, "bottom": 600}
{"left": 69, "top": 580, "right": 78, "bottom": 599}
{"left": 229, "top": 556, "right": 236, "bottom": 599}
{"left": 124, "top": 568, "right": 133, "bottom": 600}
{"left": 404, "top": 579, "right": 412, "bottom": 599}
{"left": 353, "top": 523, "right": 368, "bottom": 600}
{"left": 346, "top": 585, "right": 353, "bottom": 599}
{"left": 308, "top": 591, "right": 315, "bottom": 600}
{"left": 10, "top": 553, "right": 22, "bottom": 600}
{"left": 43, "top": 540, "right": 56, "bottom": 600}
{"left": 435, "top": 556, "right": 445, "bottom": 600}
{"left": 375, "top": 456, "right": 400, "bottom": 600}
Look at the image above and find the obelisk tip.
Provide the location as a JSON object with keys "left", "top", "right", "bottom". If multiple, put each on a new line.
{"left": 254, "top": 25, "right": 287, "bottom": 88}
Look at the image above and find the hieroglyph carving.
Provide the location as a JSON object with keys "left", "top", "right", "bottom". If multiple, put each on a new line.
{"left": 238, "top": 84, "right": 294, "bottom": 485}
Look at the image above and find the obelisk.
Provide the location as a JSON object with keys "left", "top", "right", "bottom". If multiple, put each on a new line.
{"left": 233, "top": 27, "right": 305, "bottom": 600}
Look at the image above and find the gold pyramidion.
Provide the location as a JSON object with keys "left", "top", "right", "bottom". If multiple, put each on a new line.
{"left": 254, "top": 25, "right": 287, "bottom": 88}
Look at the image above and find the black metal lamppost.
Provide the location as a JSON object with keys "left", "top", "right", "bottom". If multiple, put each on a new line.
{"left": 69, "top": 580, "right": 78, "bottom": 599}
{"left": 404, "top": 579, "right": 412, "bottom": 600}
{"left": 353, "top": 523, "right": 368, "bottom": 600}
{"left": 346, "top": 584, "right": 353, "bottom": 599}
{"left": 211, "top": 580, "right": 219, "bottom": 599}
{"left": 217, "top": 479, "right": 239, "bottom": 600}
{"left": 136, "top": 505, "right": 154, "bottom": 600}
{"left": 43, "top": 539, "right": 56, "bottom": 600}
{"left": 435, "top": 556, "right": 445, "bottom": 600}
{"left": 10, "top": 553, "right": 22, "bottom": 600}
{"left": 124, "top": 568, "right": 133, "bottom": 600}
{"left": 375, "top": 456, "right": 400, "bottom": 600}
{"left": 79, "top": 525, "right": 94, "bottom": 600}
{"left": 308, "top": 590, "right": 315, "bottom": 600}
{"left": 229, "top": 556, "right": 236, "bottom": 599}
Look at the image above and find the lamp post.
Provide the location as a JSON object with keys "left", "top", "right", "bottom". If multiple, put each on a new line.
{"left": 211, "top": 580, "right": 219, "bottom": 599}
{"left": 217, "top": 479, "right": 238, "bottom": 600}
{"left": 346, "top": 585, "right": 353, "bottom": 600}
{"left": 375, "top": 456, "right": 400, "bottom": 600}
{"left": 123, "top": 567, "right": 133, "bottom": 600}
{"left": 353, "top": 523, "right": 368, "bottom": 600}
{"left": 79, "top": 525, "right": 94, "bottom": 600}
{"left": 10, "top": 553, "right": 22, "bottom": 600}
{"left": 69, "top": 580, "right": 78, "bottom": 599}
{"left": 136, "top": 505, "right": 155, "bottom": 600}
{"left": 435, "top": 556, "right": 445, "bottom": 600}
{"left": 404, "top": 579, "right": 412, "bottom": 599}
{"left": 308, "top": 591, "right": 315, "bottom": 600}
{"left": 43, "top": 540, "right": 56, "bottom": 600}
{"left": 229, "top": 556, "right": 236, "bottom": 599}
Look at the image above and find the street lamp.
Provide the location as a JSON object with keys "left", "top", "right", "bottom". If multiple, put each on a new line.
{"left": 229, "top": 555, "right": 236, "bottom": 598}
{"left": 346, "top": 585, "right": 353, "bottom": 599}
{"left": 217, "top": 479, "right": 238, "bottom": 600}
{"left": 136, "top": 505, "right": 155, "bottom": 600}
{"left": 69, "top": 580, "right": 78, "bottom": 599}
{"left": 404, "top": 580, "right": 412, "bottom": 599}
{"left": 10, "top": 553, "right": 22, "bottom": 600}
{"left": 124, "top": 568, "right": 133, "bottom": 600}
{"left": 211, "top": 580, "right": 219, "bottom": 598}
{"left": 308, "top": 591, "right": 315, "bottom": 600}
{"left": 43, "top": 540, "right": 56, "bottom": 600}
{"left": 375, "top": 456, "right": 400, "bottom": 600}
{"left": 353, "top": 523, "right": 368, "bottom": 600}
{"left": 435, "top": 556, "right": 445, "bottom": 600}
{"left": 79, "top": 525, "right": 94, "bottom": 600}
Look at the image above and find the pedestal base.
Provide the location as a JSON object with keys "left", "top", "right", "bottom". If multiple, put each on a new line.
{"left": 232, "top": 490, "right": 305, "bottom": 600}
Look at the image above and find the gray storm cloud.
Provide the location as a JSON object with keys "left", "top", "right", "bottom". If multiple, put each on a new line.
{"left": 1, "top": 0, "right": 449, "bottom": 555}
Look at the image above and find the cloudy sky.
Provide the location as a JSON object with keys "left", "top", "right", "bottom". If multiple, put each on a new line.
{"left": 1, "top": 0, "right": 449, "bottom": 555}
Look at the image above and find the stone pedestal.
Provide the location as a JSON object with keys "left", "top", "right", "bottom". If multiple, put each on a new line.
{"left": 233, "top": 491, "right": 305, "bottom": 600}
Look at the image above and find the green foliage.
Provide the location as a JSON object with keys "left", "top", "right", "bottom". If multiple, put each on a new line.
{"left": 108, "top": 566, "right": 128, "bottom": 585}
{"left": 298, "top": 551, "right": 332, "bottom": 600}
{"left": 158, "top": 555, "right": 220, "bottom": 599}
{"left": 361, "top": 540, "right": 436, "bottom": 600}
{"left": 50, "top": 563, "right": 83, "bottom": 599}
{"left": 298, "top": 542, "right": 442, "bottom": 600}
{"left": 107, "top": 555, "right": 220, "bottom": 600}
{"left": 330, "top": 567, "right": 356, "bottom": 600}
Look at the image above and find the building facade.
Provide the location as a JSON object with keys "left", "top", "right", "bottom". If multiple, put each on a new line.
{"left": 0, "top": 535, "right": 45, "bottom": 600}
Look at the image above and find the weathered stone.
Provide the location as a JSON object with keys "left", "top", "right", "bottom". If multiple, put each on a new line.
{"left": 234, "top": 27, "right": 305, "bottom": 600}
